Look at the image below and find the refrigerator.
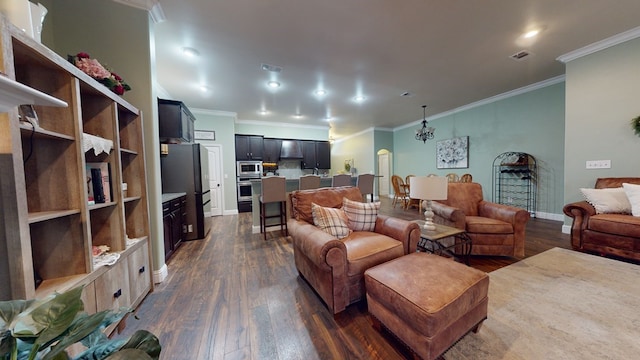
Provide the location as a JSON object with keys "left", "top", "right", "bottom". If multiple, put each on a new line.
{"left": 161, "top": 143, "right": 211, "bottom": 240}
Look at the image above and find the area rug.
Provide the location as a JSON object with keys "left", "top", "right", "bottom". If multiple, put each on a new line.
{"left": 443, "top": 247, "right": 640, "bottom": 359}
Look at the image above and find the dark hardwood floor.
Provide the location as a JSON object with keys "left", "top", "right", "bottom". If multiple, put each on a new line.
{"left": 118, "top": 197, "right": 570, "bottom": 359}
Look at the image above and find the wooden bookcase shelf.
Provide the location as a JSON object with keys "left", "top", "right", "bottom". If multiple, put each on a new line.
{"left": 0, "top": 15, "right": 152, "bottom": 315}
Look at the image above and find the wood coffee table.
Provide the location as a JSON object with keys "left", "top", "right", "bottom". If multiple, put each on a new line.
{"left": 413, "top": 220, "right": 472, "bottom": 265}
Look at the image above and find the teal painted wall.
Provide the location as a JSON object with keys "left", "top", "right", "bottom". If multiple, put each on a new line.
{"left": 393, "top": 82, "right": 566, "bottom": 216}
{"left": 191, "top": 110, "right": 238, "bottom": 212}
{"left": 564, "top": 37, "right": 640, "bottom": 224}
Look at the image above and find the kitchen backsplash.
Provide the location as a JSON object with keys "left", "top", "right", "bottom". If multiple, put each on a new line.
{"left": 268, "top": 160, "right": 330, "bottom": 179}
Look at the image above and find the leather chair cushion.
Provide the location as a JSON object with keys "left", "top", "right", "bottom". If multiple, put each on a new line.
{"left": 588, "top": 214, "right": 640, "bottom": 238}
{"left": 343, "top": 231, "right": 404, "bottom": 277}
{"left": 465, "top": 216, "right": 513, "bottom": 234}
{"left": 365, "top": 252, "right": 488, "bottom": 337}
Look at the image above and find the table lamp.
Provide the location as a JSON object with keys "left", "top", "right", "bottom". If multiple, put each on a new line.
{"left": 410, "top": 176, "right": 448, "bottom": 231}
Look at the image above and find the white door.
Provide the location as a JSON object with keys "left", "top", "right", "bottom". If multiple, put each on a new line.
{"left": 206, "top": 145, "right": 223, "bottom": 216}
{"left": 378, "top": 152, "right": 390, "bottom": 197}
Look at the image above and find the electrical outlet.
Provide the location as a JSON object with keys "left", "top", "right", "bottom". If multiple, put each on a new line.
{"left": 188, "top": 224, "right": 193, "bottom": 232}
{"left": 586, "top": 160, "right": 611, "bottom": 169}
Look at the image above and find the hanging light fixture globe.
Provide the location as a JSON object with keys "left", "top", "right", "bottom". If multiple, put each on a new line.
{"left": 415, "top": 105, "right": 435, "bottom": 143}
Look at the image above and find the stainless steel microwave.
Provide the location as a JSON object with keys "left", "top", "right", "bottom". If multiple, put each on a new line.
{"left": 237, "top": 161, "right": 262, "bottom": 177}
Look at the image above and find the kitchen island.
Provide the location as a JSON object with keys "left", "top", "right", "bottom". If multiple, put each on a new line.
{"left": 249, "top": 176, "right": 358, "bottom": 233}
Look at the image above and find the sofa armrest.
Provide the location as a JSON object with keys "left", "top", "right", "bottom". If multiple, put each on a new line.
{"left": 563, "top": 201, "right": 596, "bottom": 249}
{"left": 374, "top": 214, "right": 421, "bottom": 254}
{"left": 288, "top": 219, "right": 347, "bottom": 269}
{"left": 431, "top": 201, "right": 466, "bottom": 230}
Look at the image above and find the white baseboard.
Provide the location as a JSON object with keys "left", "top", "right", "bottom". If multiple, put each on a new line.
{"left": 224, "top": 209, "right": 239, "bottom": 216}
{"left": 534, "top": 211, "right": 564, "bottom": 222}
{"left": 561, "top": 224, "right": 571, "bottom": 234}
{"left": 153, "top": 264, "right": 168, "bottom": 284}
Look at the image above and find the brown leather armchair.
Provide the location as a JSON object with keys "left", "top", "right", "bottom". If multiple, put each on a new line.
{"left": 431, "top": 182, "right": 530, "bottom": 258}
{"left": 288, "top": 186, "right": 420, "bottom": 314}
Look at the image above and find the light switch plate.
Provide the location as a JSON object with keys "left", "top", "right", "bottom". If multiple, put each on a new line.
{"left": 586, "top": 160, "right": 611, "bottom": 169}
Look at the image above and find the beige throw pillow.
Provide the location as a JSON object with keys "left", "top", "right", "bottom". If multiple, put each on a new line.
{"left": 622, "top": 183, "right": 640, "bottom": 216}
{"left": 342, "top": 198, "right": 380, "bottom": 232}
{"left": 311, "top": 203, "right": 351, "bottom": 239}
{"left": 580, "top": 187, "right": 631, "bottom": 214}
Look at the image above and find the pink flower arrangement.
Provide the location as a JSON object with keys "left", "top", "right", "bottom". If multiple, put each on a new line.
{"left": 68, "top": 52, "right": 131, "bottom": 95}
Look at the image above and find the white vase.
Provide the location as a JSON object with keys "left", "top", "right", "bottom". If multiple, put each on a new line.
{"left": 29, "top": 2, "right": 47, "bottom": 42}
{"left": 0, "top": 0, "right": 33, "bottom": 37}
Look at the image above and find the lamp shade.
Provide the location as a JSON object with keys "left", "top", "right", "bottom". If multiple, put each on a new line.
{"left": 410, "top": 176, "right": 448, "bottom": 200}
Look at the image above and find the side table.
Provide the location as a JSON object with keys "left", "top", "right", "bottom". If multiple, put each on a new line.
{"left": 412, "top": 220, "right": 472, "bottom": 265}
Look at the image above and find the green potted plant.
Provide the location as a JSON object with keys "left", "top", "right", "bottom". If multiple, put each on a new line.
{"left": 0, "top": 286, "right": 160, "bottom": 360}
{"left": 631, "top": 115, "right": 640, "bottom": 137}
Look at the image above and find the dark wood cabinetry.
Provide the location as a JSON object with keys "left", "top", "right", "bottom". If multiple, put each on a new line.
{"left": 301, "top": 141, "right": 331, "bottom": 169}
{"left": 162, "top": 195, "right": 186, "bottom": 261}
{"left": 235, "top": 135, "right": 264, "bottom": 160}
{"left": 158, "top": 98, "right": 195, "bottom": 143}
{"left": 263, "top": 138, "right": 282, "bottom": 162}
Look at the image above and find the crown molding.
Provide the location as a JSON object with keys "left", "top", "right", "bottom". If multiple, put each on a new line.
{"left": 395, "top": 75, "right": 565, "bottom": 131}
{"left": 192, "top": 108, "right": 237, "bottom": 118}
{"left": 557, "top": 26, "right": 640, "bottom": 63}
{"left": 235, "top": 119, "right": 329, "bottom": 130}
{"left": 111, "top": 0, "right": 165, "bottom": 23}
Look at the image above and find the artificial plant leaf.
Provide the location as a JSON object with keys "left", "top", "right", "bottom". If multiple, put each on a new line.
{"left": 0, "top": 331, "right": 16, "bottom": 358}
{"left": 79, "top": 308, "right": 129, "bottom": 349}
{"left": 119, "top": 330, "right": 161, "bottom": 360}
{"left": 103, "top": 348, "right": 152, "bottom": 360}
{"left": 41, "top": 311, "right": 108, "bottom": 360}
{"left": 73, "top": 338, "right": 126, "bottom": 360}
{"left": 0, "top": 300, "right": 35, "bottom": 331}
{"left": 12, "top": 287, "right": 84, "bottom": 339}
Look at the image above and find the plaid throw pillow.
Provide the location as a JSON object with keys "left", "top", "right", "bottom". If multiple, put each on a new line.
{"left": 311, "top": 203, "right": 351, "bottom": 239}
{"left": 342, "top": 197, "right": 380, "bottom": 232}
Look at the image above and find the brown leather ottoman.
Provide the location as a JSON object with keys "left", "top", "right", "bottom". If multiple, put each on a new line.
{"left": 364, "top": 252, "right": 489, "bottom": 360}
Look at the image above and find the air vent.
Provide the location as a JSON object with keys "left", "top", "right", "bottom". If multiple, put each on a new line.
{"left": 510, "top": 50, "right": 532, "bottom": 61}
{"left": 261, "top": 63, "right": 282, "bottom": 72}
{"left": 401, "top": 91, "right": 413, "bottom": 97}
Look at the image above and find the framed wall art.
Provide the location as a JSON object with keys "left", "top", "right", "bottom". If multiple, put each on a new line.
{"left": 436, "top": 136, "right": 469, "bottom": 169}
{"left": 194, "top": 130, "right": 215, "bottom": 140}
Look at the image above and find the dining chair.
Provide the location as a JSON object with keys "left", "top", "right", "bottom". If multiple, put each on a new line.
{"left": 332, "top": 174, "right": 352, "bottom": 187}
{"left": 391, "top": 175, "right": 409, "bottom": 208}
{"left": 299, "top": 175, "right": 321, "bottom": 190}
{"left": 356, "top": 173, "right": 375, "bottom": 202}
{"left": 460, "top": 173, "right": 473, "bottom": 183}
{"left": 446, "top": 173, "right": 460, "bottom": 183}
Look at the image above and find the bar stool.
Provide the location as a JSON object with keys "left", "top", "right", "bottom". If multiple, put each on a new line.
{"left": 332, "top": 174, "right": 351, "bottom": 187}
{"left": 299, "top": 175, "right": 321, "bottom": 190}
{"left": 259, "top": 176, "right": 287, "bottom": 240}
{"left": 357, "top": 174, "right": 375, "bottom": 202}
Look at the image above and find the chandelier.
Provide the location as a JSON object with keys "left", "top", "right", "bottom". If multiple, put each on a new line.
{"left": 415, "top": 105, "right": 435, "bottom": 143}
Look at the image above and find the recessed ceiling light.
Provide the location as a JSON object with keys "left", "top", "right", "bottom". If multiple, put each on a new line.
{"left": 259, "top": 109, "right": 268, "bottom": 115}
{"left": 200, "top": 85, "right": 210, "bottom": 92}
{"left": 523, "top": 29, "right": 540, "bottom": 39}
{"left": 267, "top": 81, "right": 281, "bottom": 88}
{"left": 315, "top": 89, "right": 327, "bottom": 96}
{"left": 353, "top": 95, "right": 366, "bottom": 102}
{"left": 324, "top": 116, "right": 333, "bottom": 121}
{"left": 293, "top": 113, "right": 303, "bottom": 118}
{"left": 181, "top": 47, "right": 200, "bottom": 57}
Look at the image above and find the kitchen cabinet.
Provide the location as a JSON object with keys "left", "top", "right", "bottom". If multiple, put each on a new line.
{"left": 235, "top": 135, "right": 264, "bottom": 160}
{"left": 162, "top": 195, "right": 186, "bottom": 261}
{"left": 263, "top": 138, "right": 282, "bottom": 162}
{"left": 0, "top": 14, "right": 152, "bottom": 323}
{"left": 301, "top": 140, "right": 331, "bottom": 169}
{"left": 158, "top": 98, "right": 196, "bottom": 143}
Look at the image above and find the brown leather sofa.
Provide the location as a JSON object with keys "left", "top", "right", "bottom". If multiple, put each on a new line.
{"left": 563, "top": 177, "right": 640, "bottom": 262}
{"left": 430, "top": 182, "right": 530, "bottom": 258}
{"left": 288, "top": 186, "right": 420, "bottom": 314}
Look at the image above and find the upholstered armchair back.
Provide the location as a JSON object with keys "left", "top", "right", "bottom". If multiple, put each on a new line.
{"left": 437, "top": 182, "right": 484, "bottom": 216}
{"left": 289, "top": 186, "right": 363, "bottom": 223}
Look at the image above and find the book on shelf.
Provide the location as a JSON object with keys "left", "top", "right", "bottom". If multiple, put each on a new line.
{"left": 86, "top": 162, "right": 112, "bottom": 204}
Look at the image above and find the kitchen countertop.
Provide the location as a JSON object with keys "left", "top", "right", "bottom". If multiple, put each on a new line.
{"left": 162, "top": 192, "right": 187, "bottom": 203}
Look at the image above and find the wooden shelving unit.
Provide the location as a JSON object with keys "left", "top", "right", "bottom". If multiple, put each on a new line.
{"left": 0, "top": 15, "right": 152, "bottom": 313}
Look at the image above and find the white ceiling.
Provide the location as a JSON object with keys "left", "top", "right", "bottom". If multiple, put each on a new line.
{"left": 144, "top": 0, "right": 640, "bottom": 139}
